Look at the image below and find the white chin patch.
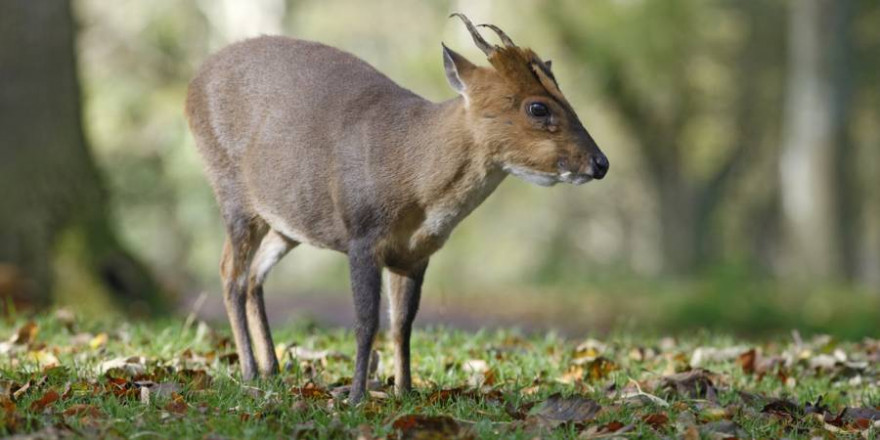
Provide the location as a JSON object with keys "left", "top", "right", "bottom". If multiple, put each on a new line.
{"left": 502, "top": 164, "right": 559, "bottom": 187}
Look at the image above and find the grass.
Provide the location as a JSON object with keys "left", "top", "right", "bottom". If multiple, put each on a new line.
{"left": 2, "top": 312, "right": 879, "bottom": 438}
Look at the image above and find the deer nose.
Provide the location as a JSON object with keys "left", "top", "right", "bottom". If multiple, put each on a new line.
{"left": 590, "top": 153, "right": 609, "bottom": 179}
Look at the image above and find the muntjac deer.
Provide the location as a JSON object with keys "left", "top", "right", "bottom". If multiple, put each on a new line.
{"left": 185, "top": 13, "right": 608, "bottom": 403}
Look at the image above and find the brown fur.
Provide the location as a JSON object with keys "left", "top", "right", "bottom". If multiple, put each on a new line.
{"left": 185, "top": 15, "right": 607, "bottom": 402}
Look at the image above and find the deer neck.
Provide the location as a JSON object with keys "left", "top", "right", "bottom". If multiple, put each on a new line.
{"left": 404, "top": 97, "right": 507, "bottom": 238}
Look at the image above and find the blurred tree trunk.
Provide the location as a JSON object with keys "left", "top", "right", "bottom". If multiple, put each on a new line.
{"left": 0, "top": 0, "right": 168, "bottom": 315}
{"left": 552, "top": 1, "right": 778, "bottom": 275}
{"left": 829, "top": 0, "right": 858, "bottom": 282}
{"left": 778, "top": 0, "right": 848, "bottom": 280}
{"left": 854, "top": 0, "right": 880, "bottom": 288}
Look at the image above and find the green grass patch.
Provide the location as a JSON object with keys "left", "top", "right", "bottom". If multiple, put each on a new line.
{"left": 1, "top": 312, "right": 879, "bottom": 438}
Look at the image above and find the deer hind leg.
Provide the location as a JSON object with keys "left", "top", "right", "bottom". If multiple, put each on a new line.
{"left": 386, "top": 262, "right": 427, "bottom": 395}
{"left": 246, "top": 229, "right": 297, "bottom": 377}
{"left": 219, "top": 216, "right": 266, "bottom": 381}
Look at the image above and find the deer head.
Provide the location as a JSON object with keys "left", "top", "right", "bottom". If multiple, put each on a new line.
{"left": 444, "top": 13, "right": 608, "bottom": 186}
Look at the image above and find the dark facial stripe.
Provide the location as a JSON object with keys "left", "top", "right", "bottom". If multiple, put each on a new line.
{"left": 529, "top": 62, "right": 576, "bottom": 115}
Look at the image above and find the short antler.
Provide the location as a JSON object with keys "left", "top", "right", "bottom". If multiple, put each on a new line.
{"left": 477, "top": 23, "right": 516, "bottom": 48}
{"left": 449, "top": 13, "right": 495, "bottom": 56}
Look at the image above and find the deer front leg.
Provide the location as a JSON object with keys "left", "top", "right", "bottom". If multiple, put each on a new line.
{"left": 386, "top": 262, "right": 427, "bottom": 395}
{"left": 347, "top": 240, "right": 382, "bottom": 404}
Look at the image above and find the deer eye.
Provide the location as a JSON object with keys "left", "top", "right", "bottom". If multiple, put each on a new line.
{"left": 527, "top": 102, "right": 550, "bottom": 118}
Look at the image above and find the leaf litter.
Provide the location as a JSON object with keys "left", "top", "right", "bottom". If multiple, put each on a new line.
{"left": 3, "top": 315, "right": 880, "bottom": 438}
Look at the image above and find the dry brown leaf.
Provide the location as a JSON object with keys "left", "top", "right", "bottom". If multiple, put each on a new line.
{"left": 527, "top": 393, "right": 601, "bottom": 429}
{"left": 573, "top": 339, "right": 606, "bottom": 365}
{"left": 661, "top": 369, "right": 720, "bottom": 401}
{"left": 737, "top": 349, "right": 756, "bottom": 374}
{"left": 391, "top": 414, "right": 467, "bottom": 439}
{"left": 0, "top": 394, "right": 21, "bottom": 432}
{"left": 682, "top": 424, "right": 700, "bottom": 440}
{"left": 761, "top": 398, "right": 802, "bottom": 422}
{"left": 643, "top": 412, "right": 669, "bottom": 430}
{"left": 699, "top": 420, "right": 747, "bottom": 439}
{"left": 586, "top": 357, "right": 617, "bottom": 382}
{"left": 103, "top": 377, "right": 137, "bottom": 400}
{"left": 62, "top": 404, "right": 102, "bottom": 418}
{"left": 840, "top": 407, "right": 880, "bottom": 423}
{"left": 29, "top": 389, "right": 60, "bottom": 412}
{"left": 177, "top": 369, "right": 211, "bottom": 390}
{"left": 10, "top": 321, "right": 38, "bottom": 345}
{"left": 426, "top": 387, "right": 471, "bottom": 405}
{"left": 558, "top": 365, "right": 585, "bottom": 385}
{"left": 291, "top": 383, "right": 331, "bottom": 400}
{"left": 164, "top": 392, "right": 188, "bottom": 415}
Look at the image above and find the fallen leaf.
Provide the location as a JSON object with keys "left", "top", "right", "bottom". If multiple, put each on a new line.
{"left": 527, "top": 393, "right": 601, "bottom": 428}
{"left": 89, "top": 333, "right": 108, "bottom": 349}
{"left": 63, "top": 381, "right": 99, "bottom": 399}
{"left": 63, "top": 404, "right": 102, "bottom": 418}
{"left": 643, "top": 412, "right": 669, "bottom": 430}
{"left": 573, "top": 339, "right": 607, "bottom": 365}
{"left": 103, "top": 377, "right": 138, "bottom": 400}
{"left": 661, "top": 369, "right": 719, "bottom": 401}
{"left": 737, "top": 349, "right": 756, "bottom": 374}
{"left": 579, "top": 421, "right": 634, "bottom": 439}
{"left": 585, "top": 357, "right": 617, "bottom": 381}
{"left": 391, "top": 414, "right": 465, "bottom": 439}
{"left": 558, "top": 365, "right": 586, "bottom": 385}
{"left": 177, "top": 369, "right": 211, "bottom": 390}
{"left": 809, "top": 354, "right": 839, "bottom": 371}
{"left": 1, "top": 395, "right": 21, "bottom": 432}
{"left": 25, "top": 349, "right": 60, "bottom": 367}
{"left": 761, "top": 398, "right": 802, "bottom": 422}
{"left": 29, "top": 389, "right": 60, "bottom": 412}
{"left": 426, "top": 387, "right": 472, "bottom": 405}
{"left": 9, "top": 321, "right": 38, "bottom": 345}
{"left": 98, "top": 356, "right": 146, "bottom": 376}
{"left": 699, "top": 420, "right": 746, "bottom": 439}
{"left": 690, "top": 346, "right": 748, "bottom": 367}
{"left": 291, "top": 383, "right": 331, "bottom": 400}
{"left": 840, "top": 407, "right": 880, "bottom": 422}
{"left": 697, "top": 404, "right": 732, "bottom": 422}
{"left": 617, "top": 379, "right": 670, "bottom": 407}
{"left": 462, "top": 359, "right": 494, "bottom": 387}
{"left": 504, "top": 400, "right": 537, "bottom": 421}
{"left": 164, "top": 392, "right": 188, "bottom": 415}
{"left": 54, "top": 308, "right": 76, "bottom": 333}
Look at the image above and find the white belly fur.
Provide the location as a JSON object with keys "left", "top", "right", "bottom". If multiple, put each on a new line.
{"left": 257, "top": 208, "right": 328, "bottom": 249}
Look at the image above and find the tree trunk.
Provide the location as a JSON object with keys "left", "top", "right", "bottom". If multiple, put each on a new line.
{"left": 0, "top": 0, "right": 168, "bottom": 315}
{"left": 828, "top": 0, "right": 858, "bottom": 282}
{"left": 778, "top": 0, "right": 842, "bottom": 280}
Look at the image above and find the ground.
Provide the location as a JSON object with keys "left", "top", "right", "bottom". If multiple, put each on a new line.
{"left": 1, "top": 311, "right": 880, "bottom": 439}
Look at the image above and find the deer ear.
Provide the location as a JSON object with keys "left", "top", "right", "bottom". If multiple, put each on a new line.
{"left": 545, "top": 60, "right": 552, "bottom": 70}
{"left": 442, "top": 43, "right": 476, "bottom": 95}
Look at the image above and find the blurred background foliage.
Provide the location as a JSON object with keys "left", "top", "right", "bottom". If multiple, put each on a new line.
{"left": 2, "top": 0, "right": 879, "bottom": 337}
